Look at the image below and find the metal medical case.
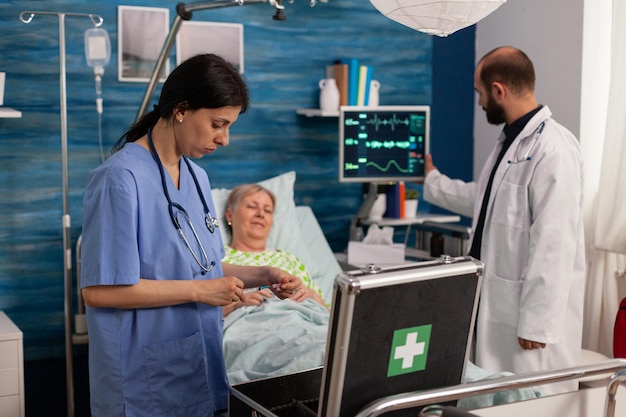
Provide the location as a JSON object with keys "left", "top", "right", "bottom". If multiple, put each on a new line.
{"left": 230, "top": 256, "right": 483, "bottom": 417}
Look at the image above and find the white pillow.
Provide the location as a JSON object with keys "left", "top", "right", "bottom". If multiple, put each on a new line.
{"left": 211, "top": 171, "right": 306, "bottom": 257}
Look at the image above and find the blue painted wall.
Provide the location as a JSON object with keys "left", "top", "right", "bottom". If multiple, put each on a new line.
{"left": 0, "top": 0, "right": 474, "bottom": 360}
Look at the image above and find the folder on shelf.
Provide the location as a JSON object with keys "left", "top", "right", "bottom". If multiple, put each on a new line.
{"left": 333, "top": 63, "right": 349, "bottom": 107}
{"left": 342, "top": 58, "right": 360, "bottom": 106}
{"left": 385, "top": 182, "right": 401, "bottom": 219}
{"left": 399, "top": 181, "right": 406, "bottom": 218}
{"left": 357, "top": 65, "right": 373, "bottom": 106}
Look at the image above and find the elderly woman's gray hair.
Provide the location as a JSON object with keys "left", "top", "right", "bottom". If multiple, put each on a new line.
{"left": 225, "top": 184, "right": 276, "bottom": 214}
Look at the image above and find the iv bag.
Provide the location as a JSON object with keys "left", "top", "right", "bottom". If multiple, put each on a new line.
{"left": 84, "top": 27, "right": 111, "bottom": 68}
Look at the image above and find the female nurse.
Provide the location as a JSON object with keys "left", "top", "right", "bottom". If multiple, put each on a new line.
{"left": 79, "top": 54, "right": 301, "bottom": 417}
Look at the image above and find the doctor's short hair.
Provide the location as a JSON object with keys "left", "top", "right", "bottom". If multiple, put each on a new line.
{"left": 478, "top": 46, "right": 536, "bottom": 95}
{"left": 226, "top": 184, "right": 277, "bottom": 213}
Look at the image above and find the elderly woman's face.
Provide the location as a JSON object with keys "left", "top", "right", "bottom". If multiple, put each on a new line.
{"left": 232, "top": 190, "right": 275, "bottom": 241}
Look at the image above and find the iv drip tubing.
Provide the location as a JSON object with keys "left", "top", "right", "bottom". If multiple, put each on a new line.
{"left": 20, "top": 10, "right": 105, "bottom": 417}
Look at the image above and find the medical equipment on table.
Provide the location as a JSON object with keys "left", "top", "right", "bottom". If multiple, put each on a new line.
{"left": 507, "top": 120, "right": 546, "bottom": 164}
{"left": 147, "top": 127, "right": 219, "bottom": 274}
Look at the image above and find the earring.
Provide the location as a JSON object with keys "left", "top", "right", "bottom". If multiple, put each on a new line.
{"left": 178, "top": 119, "right": 183, "bottom": 124}
{"left": 227, "top": 221, "right": 232, "bottom": 226}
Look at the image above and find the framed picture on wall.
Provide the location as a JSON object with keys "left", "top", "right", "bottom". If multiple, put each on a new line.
{"left": 176, "top": 21, "right": 244, "bottom": 74}
{"left": 118, "top": 5, "right": 170, "bottom": 82}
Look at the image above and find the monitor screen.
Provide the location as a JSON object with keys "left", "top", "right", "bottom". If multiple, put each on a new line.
{"left": 338, "top": 105, "right": 430, "bottom": 183}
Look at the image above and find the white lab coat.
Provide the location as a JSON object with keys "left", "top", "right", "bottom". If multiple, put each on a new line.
{"left": 424, "top": 106, "right": 585, "bottom": 395}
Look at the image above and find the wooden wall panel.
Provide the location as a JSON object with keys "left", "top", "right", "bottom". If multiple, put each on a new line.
{"left": 0, "top": 0, "right": 473, "bottom": 360}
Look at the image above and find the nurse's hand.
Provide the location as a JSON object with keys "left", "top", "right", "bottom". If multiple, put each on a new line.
{"left": 518, "top": 337, "right": 546, "bottom": 350}
{"left": 425, "top": 154, "right": 437, "bottom": 175}
{"left": 196, "top": 276, "right": 245, "bottom": 306}
{"left": 223, "top": 288, "right": 273, "bottom": 317}
{"left": 266, "top": 266, "right": 302, "bottom": 299}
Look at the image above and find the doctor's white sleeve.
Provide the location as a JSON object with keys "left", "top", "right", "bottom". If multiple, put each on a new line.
{"left": 423, "top": 169, "right": 476, "bottom": 218}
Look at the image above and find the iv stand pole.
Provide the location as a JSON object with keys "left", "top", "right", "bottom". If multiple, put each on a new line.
{"left": 19, "top": 11, "right": 104, "bottom": 417}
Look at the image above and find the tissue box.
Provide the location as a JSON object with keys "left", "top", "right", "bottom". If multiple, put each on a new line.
{"left": 347, "top": 241, "right": 405, "bottom": 266}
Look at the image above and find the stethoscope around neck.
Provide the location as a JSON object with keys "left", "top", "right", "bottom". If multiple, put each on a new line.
{"left": 147, "top": 127, "right": 219, "bottom": 274}
{"left": 507, "top": 120, "right": 546, "bottom": 164}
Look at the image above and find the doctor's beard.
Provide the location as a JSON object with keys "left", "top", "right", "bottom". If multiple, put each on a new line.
{"left": 484, "top": 94, "right": 507, "bottom": 125}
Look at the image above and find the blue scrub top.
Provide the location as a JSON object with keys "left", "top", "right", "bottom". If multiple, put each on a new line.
{"left": 81, "top": 143, "right": 228, "bottom": 417}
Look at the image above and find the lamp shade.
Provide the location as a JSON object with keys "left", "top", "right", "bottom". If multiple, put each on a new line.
{"left": 369, "top": 0, "right": 507, "bottom": 37}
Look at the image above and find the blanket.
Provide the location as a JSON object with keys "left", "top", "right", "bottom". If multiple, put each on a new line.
{"left": 224, "top": 298, "right": 329, "bottom": 385}
{"left": 223, "top": 297, "right": 543, "bottom": 410}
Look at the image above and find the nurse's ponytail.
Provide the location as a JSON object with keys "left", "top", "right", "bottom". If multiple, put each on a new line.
{"left": 111, "top": 108, "right": 160, "bottom": 153}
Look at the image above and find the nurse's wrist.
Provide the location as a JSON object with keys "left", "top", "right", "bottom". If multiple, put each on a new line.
{"left": 261, "top": 265, "right": 279, "bottom": 286}
{"left": 189, "top": 280, "right": 203, "bottom": 303}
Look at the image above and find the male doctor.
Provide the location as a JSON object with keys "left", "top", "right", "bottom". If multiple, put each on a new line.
{"left": 424, "top": 46, "right": 585, "bottom": 395}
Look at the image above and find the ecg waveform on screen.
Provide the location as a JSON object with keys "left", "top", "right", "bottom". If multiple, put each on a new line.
{"left": 344, "top": 113, "right": 411, "bottom": 132}
{"left": 344, "top": 159, "right": 412, "bottom": 173}
{"left": 367, "top": 140, "right": 411, "bottom": 149}
{"left": 341, "top": 109, "right": 427, "bottom": 179}
{"left": 366, "top": 113, "right": 411, "bottom": 131}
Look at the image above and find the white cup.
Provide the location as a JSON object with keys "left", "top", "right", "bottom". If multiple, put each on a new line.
{"left": 319, "top": 78, "right": 339, "bottom": 112}
{"left": 404, "top": 199, "right": 418, "bottom": 218}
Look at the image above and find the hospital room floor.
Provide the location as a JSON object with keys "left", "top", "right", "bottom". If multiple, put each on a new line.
{"left": 24, "top": 350, "right": 91, "bottom": 417}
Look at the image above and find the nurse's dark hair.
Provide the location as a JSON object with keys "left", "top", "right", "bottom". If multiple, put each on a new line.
{"left": 112, "top": 53, "right": 249, "bottom": 152}
{"left": 478, "top": 46, "right": 535, "bottom": 95}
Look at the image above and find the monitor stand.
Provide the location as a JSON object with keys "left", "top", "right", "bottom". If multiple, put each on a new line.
{"left": 349, "top": 182, "right": 379, "bottom": 241}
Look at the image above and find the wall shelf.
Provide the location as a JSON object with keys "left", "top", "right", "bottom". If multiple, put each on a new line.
{"left": 296, "top": 108, "right": 339, "bottom": 117}
{"left": 361, "top": 213, "right": 461, "bottom": 226}
{"left": 0, "top": 108, "right": 22, "bottom": 118}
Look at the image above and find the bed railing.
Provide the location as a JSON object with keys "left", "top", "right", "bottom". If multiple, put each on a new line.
{"left": 606, "top": 368, "right": 626, "bottom": 417}
{"left": 355, "top": 359, "right": 626, "bottom": 417}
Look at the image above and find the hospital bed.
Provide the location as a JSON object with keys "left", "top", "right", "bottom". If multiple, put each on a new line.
{"left": 217, "top": 173, "right": 626, "bottom": 415}
{"left": 216, "top": 173, "right": 543, "bottom": 410}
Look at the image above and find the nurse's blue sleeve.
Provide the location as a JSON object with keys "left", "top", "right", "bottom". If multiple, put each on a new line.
{"left": 81, "top": 168, "right": 140, "bottom": 287}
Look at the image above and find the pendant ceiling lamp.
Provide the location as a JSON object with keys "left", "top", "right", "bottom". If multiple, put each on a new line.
{"left": 369, "top": 0, "right": 507, "bottom": 37}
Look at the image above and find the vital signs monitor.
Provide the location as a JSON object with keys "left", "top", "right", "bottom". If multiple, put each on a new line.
{"left": 338, "top": 105, "right": 430, "bottom": 183}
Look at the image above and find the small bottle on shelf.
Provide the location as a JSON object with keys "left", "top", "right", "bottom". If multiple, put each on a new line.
{"left": 430, "top": 232, "right": 444, "bottom": 258}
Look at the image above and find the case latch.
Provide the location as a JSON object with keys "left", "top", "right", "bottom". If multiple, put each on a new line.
{"left": 437, "top": 254, "right": 456, "bottom": 264}
{"left": 361, "top": 263, "right": 383, "bottom": 274}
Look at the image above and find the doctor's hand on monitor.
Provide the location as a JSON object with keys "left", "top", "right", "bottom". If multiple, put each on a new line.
{"left": 425, "top": 154, "right": 437, "bottom": 176}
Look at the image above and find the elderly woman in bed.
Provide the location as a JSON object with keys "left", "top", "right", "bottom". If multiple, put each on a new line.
{"left": 222, "top": 184, "right": 328, "bottom": 316}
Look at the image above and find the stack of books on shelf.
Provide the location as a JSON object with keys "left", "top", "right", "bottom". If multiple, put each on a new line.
{"left": 384, "top": 181, "right": 406, "bottom": 219}
{"left": 326, "top": 58, "right": 374, "bottom": 107}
